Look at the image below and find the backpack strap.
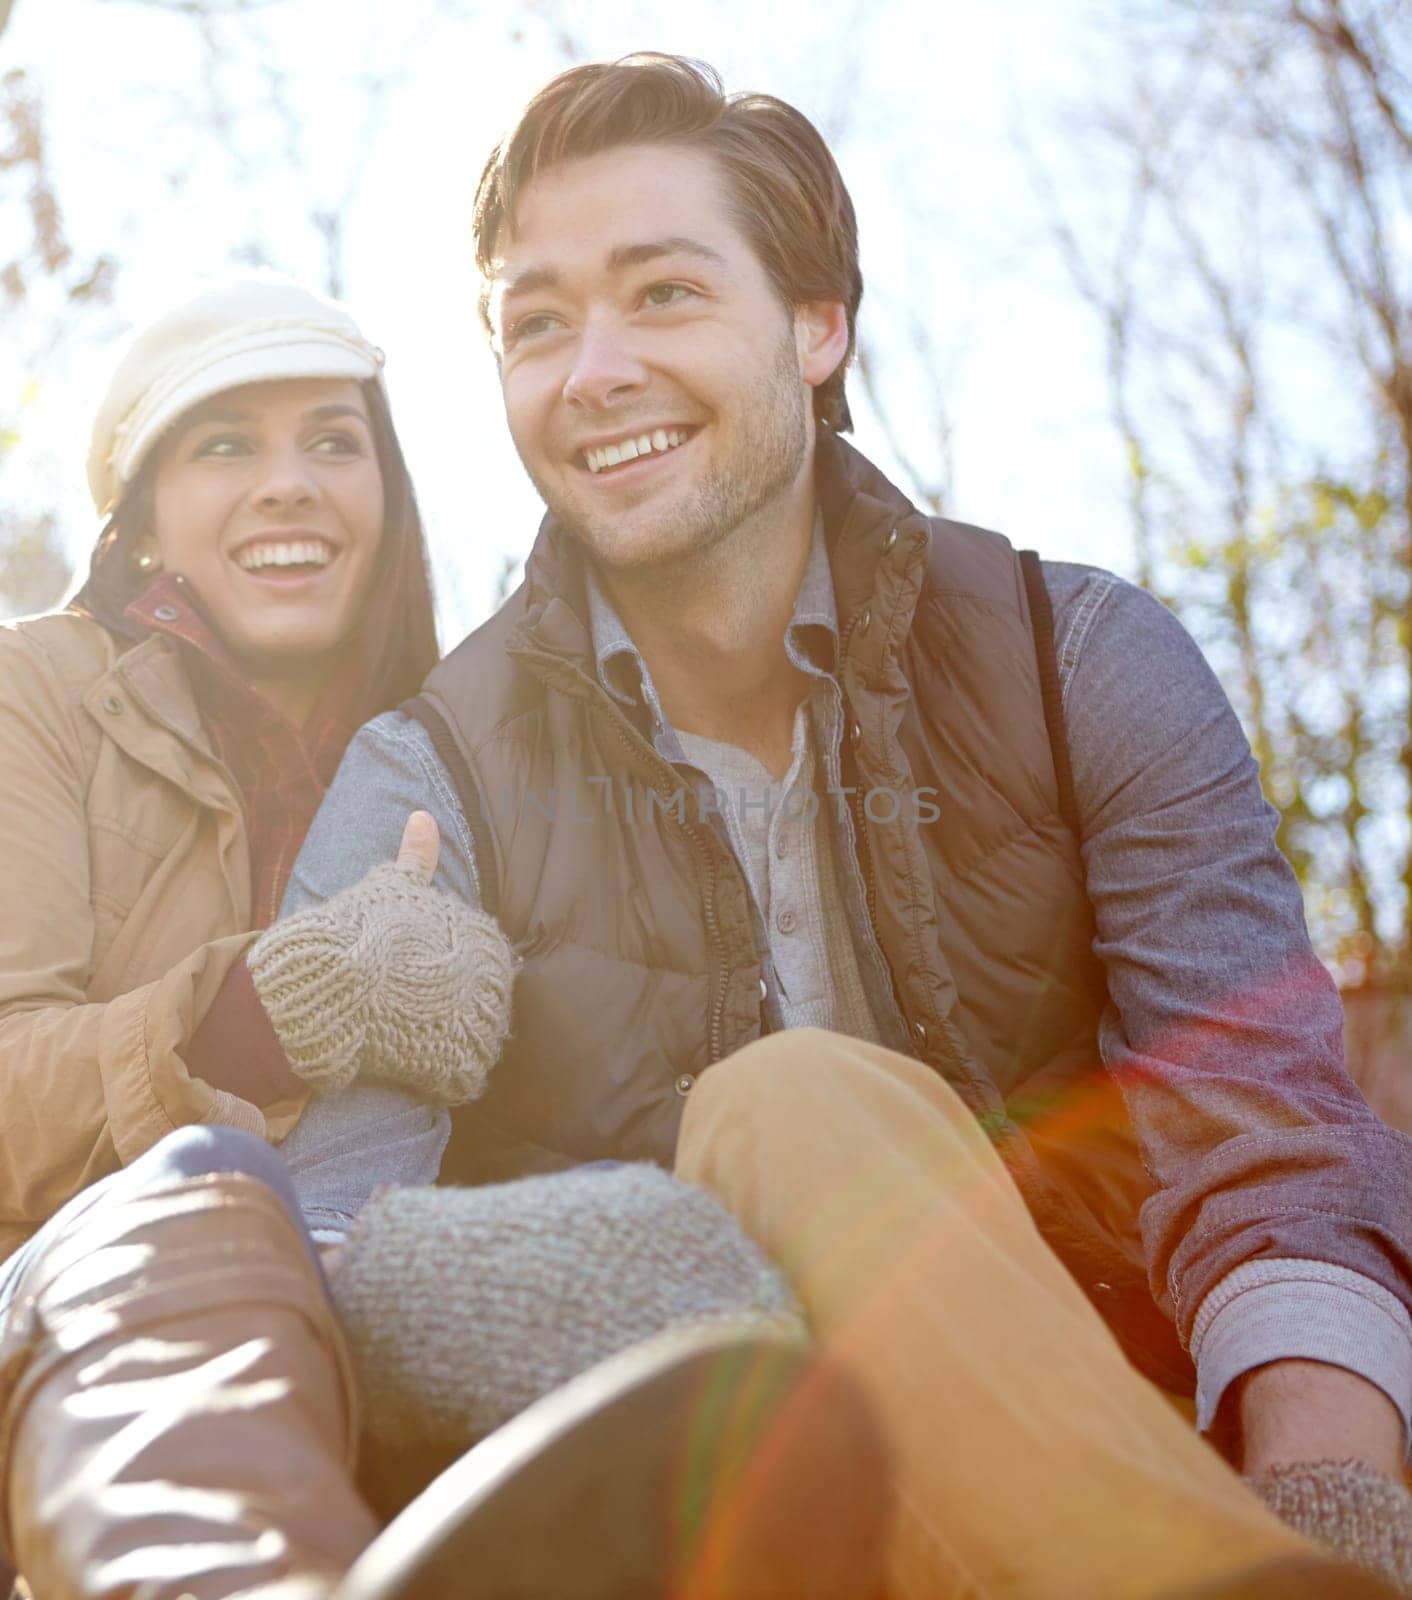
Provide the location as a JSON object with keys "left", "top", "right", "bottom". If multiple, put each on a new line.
{"left": 401, "top": 692, "right": 502, "bottom": 920}
{"left": 1019, "top": 550, "right": 1081, "bottom": 841}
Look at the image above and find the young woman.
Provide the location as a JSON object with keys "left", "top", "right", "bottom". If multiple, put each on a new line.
{"left": 0, "top": 276, "right": 454, "bottom": 1595}
{"left": 0, "top": 274, "right": 439, "bottom": 1272}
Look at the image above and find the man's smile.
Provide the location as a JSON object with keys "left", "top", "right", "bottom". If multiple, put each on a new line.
{"left": 578, "top": 425, "right": 698, "bottom": 476}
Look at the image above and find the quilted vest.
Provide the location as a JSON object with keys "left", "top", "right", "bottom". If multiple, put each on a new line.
{"left": 414, "top": 433, "right": 1193, "bottom": 1390}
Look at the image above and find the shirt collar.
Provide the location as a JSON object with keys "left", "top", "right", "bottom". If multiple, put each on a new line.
{"left": 585, "top": 513, "right": 839, "bottom": 719}
{"left": 585, "top": 562, "right": 649, "bottom": 712}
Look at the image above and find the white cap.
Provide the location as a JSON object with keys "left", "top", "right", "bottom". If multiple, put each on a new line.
{"left": 87, "top": 274, "right": 385, "bottom": 515}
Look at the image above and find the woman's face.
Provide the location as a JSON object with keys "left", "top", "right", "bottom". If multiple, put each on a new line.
{"left": 149, "top": 376, "right": 385, "bottom": 694}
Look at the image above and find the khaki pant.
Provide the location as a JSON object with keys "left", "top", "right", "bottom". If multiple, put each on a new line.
{"left": 676, "top": 1030, "right": 1312, "bottom": 1599}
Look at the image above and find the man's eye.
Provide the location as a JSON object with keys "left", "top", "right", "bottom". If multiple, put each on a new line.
{"left": 642, "top": 282, "right": 694, "bottom": 309}
{"left": 504, "top": 312, "right": 560, "bottom": 347}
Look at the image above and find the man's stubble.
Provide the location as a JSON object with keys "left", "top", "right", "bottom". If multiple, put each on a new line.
{"left": 526, "top": 328, "right": 812, "bottom": 607}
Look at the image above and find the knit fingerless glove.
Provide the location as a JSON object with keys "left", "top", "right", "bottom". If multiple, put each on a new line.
{"left": 247, "top": 862, "right": 515, "bottom": 1105}
{"left": 1247, "top": 1459, "right": 1412, "bottom": 1594}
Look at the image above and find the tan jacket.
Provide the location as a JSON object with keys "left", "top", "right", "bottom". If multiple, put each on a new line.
{"left": 0, "top": 611, "right": 304, "bottom": 1265}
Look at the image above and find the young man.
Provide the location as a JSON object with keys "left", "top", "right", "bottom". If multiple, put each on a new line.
{"left": 264, "top": 52, "right": 1412, "bottom": 1596}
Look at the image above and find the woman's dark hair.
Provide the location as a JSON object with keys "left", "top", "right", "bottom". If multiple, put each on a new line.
{"left": 71, "top": 378, "right": 439, "bottom": 723}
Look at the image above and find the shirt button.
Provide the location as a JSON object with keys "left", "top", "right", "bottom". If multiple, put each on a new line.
{"left": 153, "top": 604, "right": 180, "bottom": 622}
{"left": 883, "top": 528, "right": 898, "bottom": 553}
{"left": 758, "top": 978, "right": 768, "bottom": 1001}
{"left": 776, "top": 908, "right": 797, "bottom": 935}
{"left": 775, "top": 834, "right": 789, "bottom": 860}
{"left": 856, "top": 606, "right": 872, "bottom": 636}
{"left": 850, "top": 721, "right": 862, "bottom": 744}
{"left": 102, "top": 695, "right": 123, "bottom": 715}
{"left": 912, "top": 1019, "right": 928, "bottom": 1046}
{"left": 675, "top": 1073, "right": 696, "bottom": 1097}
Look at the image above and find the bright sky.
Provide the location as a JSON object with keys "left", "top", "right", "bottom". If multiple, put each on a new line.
{"left": 4, "top": 0, "right": 1134, "bottom": 641}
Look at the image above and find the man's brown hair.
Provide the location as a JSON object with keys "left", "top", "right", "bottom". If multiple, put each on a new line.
{"left": 473, "top": 53, "right": 862, "bottom": 432}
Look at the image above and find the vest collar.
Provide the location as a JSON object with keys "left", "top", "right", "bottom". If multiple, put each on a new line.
{"left": 816, "top": 429, "right": 932, "bottom": 625}
{"left": 509, "top": 432, "right": 933, "bottom": 692}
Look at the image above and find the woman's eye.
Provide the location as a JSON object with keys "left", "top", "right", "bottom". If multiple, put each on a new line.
{"left": 311, "top": 431, "right": 363, "bottom": 456}
{"left": 192, "top": 434, "right": 251, "bottom": 460}
{"left": 642, "top": 282, "right": 694, "bottom": 309}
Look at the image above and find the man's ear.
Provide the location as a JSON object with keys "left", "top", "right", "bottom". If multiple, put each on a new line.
{"left": 795, "top": 300, "right": 849, "bottom": 392}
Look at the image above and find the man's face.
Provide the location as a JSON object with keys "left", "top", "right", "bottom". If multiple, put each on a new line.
{"left": 487, "top": 143, "right": 841, "bottom": 574}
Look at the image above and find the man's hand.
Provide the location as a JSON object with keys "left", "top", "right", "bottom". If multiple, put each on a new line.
{"left": 1241, "top": 1360, "right": 1412, "bottom": 1593}
{"left": 1239, "top": 1358, "right": 1404, "bottom": 1479}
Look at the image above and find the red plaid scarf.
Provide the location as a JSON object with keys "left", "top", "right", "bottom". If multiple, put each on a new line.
{"left": 125, "top": 574, "right": 361, "bottom": 928}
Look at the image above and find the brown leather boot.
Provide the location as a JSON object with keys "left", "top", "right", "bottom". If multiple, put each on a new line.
{"left": 0, "top": 1172, "right": 380, "bottom": 1600}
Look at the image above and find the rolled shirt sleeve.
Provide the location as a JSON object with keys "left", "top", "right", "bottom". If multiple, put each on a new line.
{"left": 1047, "top": 561, "right": 1412, "bottom": 1437}
{"left": 1190, "top": 1258, "right": 1412, "bottom": 1448}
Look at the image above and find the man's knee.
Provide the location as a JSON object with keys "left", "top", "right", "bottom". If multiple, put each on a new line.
{"left": 694, "top": 1029, "right": 969, "bottom": 1132}
{"left": 692, "top": 1029, "right": 843, "bottom": 1126}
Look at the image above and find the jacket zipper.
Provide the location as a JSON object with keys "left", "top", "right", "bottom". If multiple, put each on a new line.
{"left": 848, "top": 783, "right": 881, "bottom": 937}
{"left": 838, "top": 603, "right": 883, "bottom": 945}
{"left": 839, "top": 544, "right": 927, "bottom": 1051}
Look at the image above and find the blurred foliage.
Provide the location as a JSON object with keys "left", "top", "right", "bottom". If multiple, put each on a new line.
{"left": 0, "top": 68, "right": 118, "bottom": 339}
{"left": 0, "top": 514, "right": 70, "bottom": 614}
{"left": 1037, "top": 0, "right": 1411, "bottom": 984}
{"left": 1, "top": 65, "right": 119, "bottom": 615}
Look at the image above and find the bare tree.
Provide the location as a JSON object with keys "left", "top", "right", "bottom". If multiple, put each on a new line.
{"left": 2, "top": 0, "right": 595, "bottom": 631}
{"left": 795, "top": 1, "right": 958, "bottom": 517}
{"left": 1, "top": 68, "right": 117, "bottom": 615}
{"left": 853, "top": 326, "right": 955, "bottom": 516}
{"left": 99, "top": 0, "right": 287, "bottom": 13}
{"left": 1029, "top": 0, "right": 1410, "bottom": 986}
{"left": 91, "top": 0, "right": 426, "bottom": 298}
